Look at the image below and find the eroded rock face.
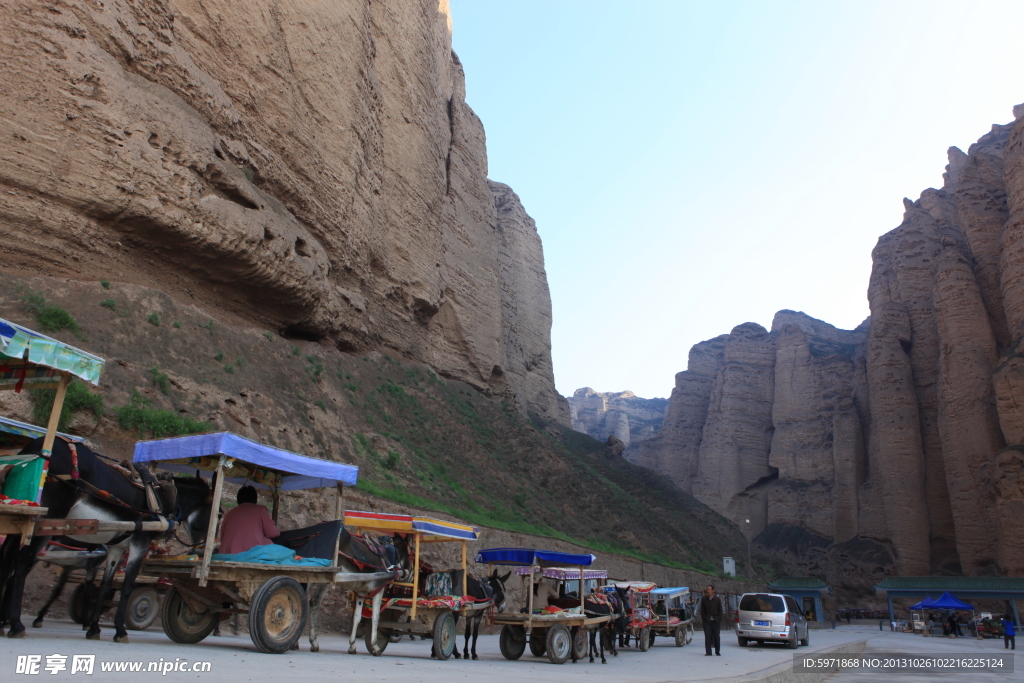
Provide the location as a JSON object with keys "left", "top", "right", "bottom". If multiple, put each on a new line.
{"left": 630, "top": 109, "right": 1024, "bottom": 582}
{"left": 0, "top": 0, "right": 567, "bottom": 426}
{"left": 568, "top": 388, "right": 667, "bottom": 446}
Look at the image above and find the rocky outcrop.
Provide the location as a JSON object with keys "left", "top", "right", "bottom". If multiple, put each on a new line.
{"left": 0, "top": 0, "right": 568, "bottom": 426}
{"left": 632, "top": 109, "right": 1024, "bottom": 583}
{"left": 568, "top": 388, "right": 667, "bottom": 446}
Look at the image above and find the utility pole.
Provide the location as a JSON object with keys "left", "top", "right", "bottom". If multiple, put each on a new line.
{"left": 745, "top": 519, "right": 752, "bottom": 576}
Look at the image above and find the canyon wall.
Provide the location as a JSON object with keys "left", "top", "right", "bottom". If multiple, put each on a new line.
{"left": 635, "top": 109, "right": 1024, "bottom": 586}
{"left": 0, "top": 0, "right": 568, "bottom": 426}
{"left": 568, "top": 388, "right": 668, "bottom": 447}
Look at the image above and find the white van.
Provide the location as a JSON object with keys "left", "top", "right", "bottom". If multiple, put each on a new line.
{"left": 736, "top": 592, "right": 809, "bottom": 648}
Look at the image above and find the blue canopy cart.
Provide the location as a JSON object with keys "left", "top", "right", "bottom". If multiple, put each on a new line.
{"left": 476, "top": 548, "right": 610, "bottom": 664}
{"left": 135, "top": 432, "right": 392, "bottom": 654}
{"left": 650, "top": 586, "right": 695, "bottom": 646}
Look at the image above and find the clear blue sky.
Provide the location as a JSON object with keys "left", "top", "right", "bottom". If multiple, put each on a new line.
{"left": 450, "top": 0, "right": 1024, "bottom": 399}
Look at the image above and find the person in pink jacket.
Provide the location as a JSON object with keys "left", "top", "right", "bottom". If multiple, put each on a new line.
{"left": 218, "top": 485, "right": 280, "bottom": 555}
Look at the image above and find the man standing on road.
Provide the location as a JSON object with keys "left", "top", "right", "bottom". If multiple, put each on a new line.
{"left": 1002, "top": 614, "right": 1016, "bottom": 650}
{"left": 700, "top": 584, "right": 723, "bottom": 656}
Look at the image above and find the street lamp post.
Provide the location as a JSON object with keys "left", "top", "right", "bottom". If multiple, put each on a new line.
{"left": 745, "top": 519, "right": 751, "bottom": 575}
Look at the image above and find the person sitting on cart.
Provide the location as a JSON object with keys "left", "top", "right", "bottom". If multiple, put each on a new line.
{"left": 218, "top": 485, "right": 280, "bottom": 554}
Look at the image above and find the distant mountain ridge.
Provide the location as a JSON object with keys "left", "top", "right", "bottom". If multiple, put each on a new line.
{"left": 568, "top": 388, "right": 668, "bottom": 447}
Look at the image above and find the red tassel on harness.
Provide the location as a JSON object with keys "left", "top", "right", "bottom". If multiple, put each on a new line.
{"left": 14, "top": 362, "right": 26, "bottom": 393}
{"left": 69, "top": 443, "right": 79, "bottom": 479}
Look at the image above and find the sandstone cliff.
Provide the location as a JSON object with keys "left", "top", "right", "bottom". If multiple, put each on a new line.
{"left": 0, "top": 0, "right": 568, "bottom": 426}
{"left": 568, "top": 388, "right": 668, "bottom": 447}
{"left": 634, "top": 106, "right": 1024, "bottom": 585}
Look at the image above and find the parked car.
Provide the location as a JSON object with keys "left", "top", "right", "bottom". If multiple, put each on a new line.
{"left": 735, "top": 593, "right": 809, "bottom": 648}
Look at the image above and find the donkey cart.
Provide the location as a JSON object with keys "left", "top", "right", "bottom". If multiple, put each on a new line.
{"left": 650, "top": 586, "right": 694, "bottom": 647}
{"left": 345, "top": 510, "right": 486, "bottom": 660}
{"left": 513, "top": 565, "right": 610, "bottom": 660}
{"left": 478, "top": 548, "right": 611, "bottom": 665}
{"left": 134, "top": 433, "right": 393, "bottom": 654}
{"left": 605, "top": 580, "right": 659, "bottom": 651}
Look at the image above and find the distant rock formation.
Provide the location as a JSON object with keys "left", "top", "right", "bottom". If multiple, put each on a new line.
{"left": 0, "top": 0, "right": 569, "bottom": 427}
{"left": 634, "top": 107, "right": 1024, "bottom": 585}
{"left": 568, "top": 388, "right": 668, "bottom": 447}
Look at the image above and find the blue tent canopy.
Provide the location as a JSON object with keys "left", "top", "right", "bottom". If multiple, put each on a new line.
{"left": 928, "top": 592, "right": 974, "bottom": 611}
{"left": 652, "top": 587, "right": 690, "bottom": 600}
{"left": 475, "top": 548, "right": 597, "bottom": 567}
{"left": 133, "top": 432, "right": 358, "bottom": 490}
{"left": 909, "top": 596, "right": 936, "bottom": 610}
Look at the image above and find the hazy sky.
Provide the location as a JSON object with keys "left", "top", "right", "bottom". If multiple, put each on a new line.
{"left": 450, "top": 0, "right": 1024, "bottom": 399}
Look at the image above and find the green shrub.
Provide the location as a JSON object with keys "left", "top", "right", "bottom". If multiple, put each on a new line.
{"left": 305, "top": 358, "right": 324, "bottom": 382}
{"left": 172, "top": 321, "right": 181, "bottom": 328}
{"left": 29, "top": 382, "right": 105, "bottom": 431}
{"left": 100, "top": 299, "right": 116, "bottom": 310}
{"left": 147, "top": 312, "right": 160, "bottom": 326}
{"left": 214, "top": 351, "right": 224, "bottom": 361}
{"left": 224, "top": 364, "right": 234, "bottom": 374}
{"left": 262, "top": 332, "right": 274, "bottom": 341}
{"left": 314, "top": 398, "right": 327, "bottom": 411}
{"left": 115, "top": 392, "right": 212, "bottom": 438}
{"left": 21, "top": 291, "right": 84, "bottom": 338}
{"left": 235, "top": 357, "right": 245, "bottom": 367}
{"left": 290, "top": 345, "right": 300, "bottom": 357}
{"left": 383, "top": 452, "right": 401, "bottom": 470}
{"left": 149, "top": 367, "right": 170, "bottom": 395}
{"left": 100, "top": 280, "right": 110, "bottom": 289}
{"left": 199, "top": 319, "right": 215, "bottom": 335}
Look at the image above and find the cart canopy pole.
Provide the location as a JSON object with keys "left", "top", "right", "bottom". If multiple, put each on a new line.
{"left": 461, "top": 541, "right": 467, "bottom": 596}
{"left": 199, "top": 455, "right": 226, "bottom": 587}
{"left": 411, "top": 532, "right": 421, "bottom": 619}
{"left": 579, "top": 565, "right": 585, "bottom": 612}
{"left": 40, "top": 374, "right": 69, "bottom": 457}
{"left": 527, "top": 565, "right": 535, "bottom": 619}
{"left": 331, "top": 484, "right": 344, "bottom": 581}
{"left": 271, "top": 481, "right": 281, "bottom": 524}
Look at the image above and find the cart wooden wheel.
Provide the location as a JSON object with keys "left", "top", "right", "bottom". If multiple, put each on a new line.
{"left": 69, "top": 584, "right": 95, "bottom": 625}
{"left": 674, "top": 626, "right": 686, "bottom": 647}
{"left": 499, "top": 625, "right": 526, "bottom": 660}
{"left": 249, "top": 576, "right": 308, "bottom": 654}
{"left": 431, "top": 612, "right": 456, "bottom": 660}
{"left": 364, "top": 618, "right": 392, "bottom": 655}
{"left": 546, "top": 623, "right": 572, "bottom": 664}
{"left": 638, "top": 625, "right": 652, "bottom": 651}
{"left": 529, "top": 630, "right": 547, "bottom": 657}
{"left": 161, "top": 587, "right": 216, "bottom": 644}
{"left": 125, "top": 588, "right": 160, "bottom": 631}
{"left": 572, "top": 627, "right": 587, "bottom": 660}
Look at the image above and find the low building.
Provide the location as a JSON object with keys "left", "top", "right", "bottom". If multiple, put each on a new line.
{"left": 766, "top": 577, "right": 830, "bottom": 624}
